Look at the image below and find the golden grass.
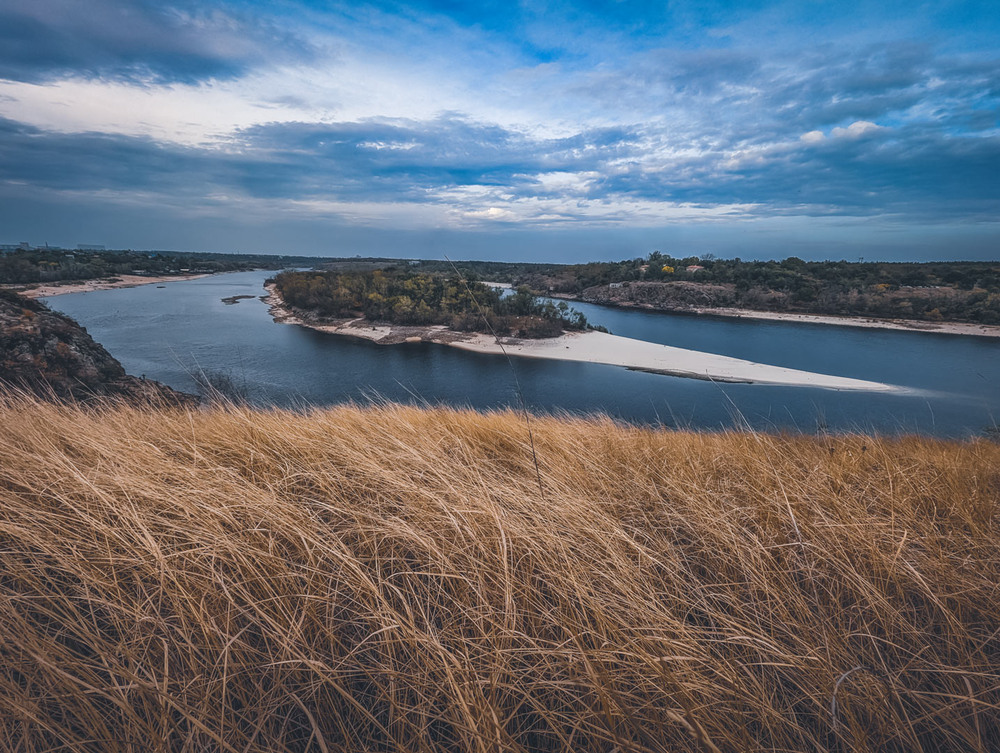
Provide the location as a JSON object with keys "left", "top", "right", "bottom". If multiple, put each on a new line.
{"left": 0, "top": 394, "right": 998, "bottom": 752}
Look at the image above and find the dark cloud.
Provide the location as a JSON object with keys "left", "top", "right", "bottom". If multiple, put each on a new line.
{"left": 588, "top": 126, "right": 1000, "bottom": 221}
{"left": 0, "top": 0, "right": 313, "bottom": 84}
{"left": 641, "top": 49, "right": 763, "bottom": 96}
{"left": 0, "top": 1, "right": 997, "bottom": 260}
{"left": 576, "top": 41, "right": 1000, "bottom": 152}
{"left": 0, "top": 118, "right": 220, "bottom": 193}
{"left": 2, "top": 110, "right": 997, "bottom": 226}
{"left": 0, "top": 115, "right": 641, "bottom": 203}
{"left": 223, "top": 118, "right": 643, "bottom": 200}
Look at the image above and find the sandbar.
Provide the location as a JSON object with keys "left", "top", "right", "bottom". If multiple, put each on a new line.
{"left": 681, "top": 305, "right": 1000, "bottom": 338}
{"left": 10, "top": 273, "right": 211, "bottom": 299}
{"left": 265, "top": 285, "right": 901, "bottom": 392}
{"left": 569, "top": 296, "right": 1000, "bottom": 338}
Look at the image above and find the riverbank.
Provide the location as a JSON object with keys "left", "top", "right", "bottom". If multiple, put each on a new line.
{"left": 265, "top": 285, "right": 900, "bottom": 392}
{"left": 562, "top": 293, "right": 1000, "bottom": 338}
{"left": 682, "top": 305, "right": 1000, "bottom": 337}
{"left": 8, "top": 273, "right": 212, "bottom": 299}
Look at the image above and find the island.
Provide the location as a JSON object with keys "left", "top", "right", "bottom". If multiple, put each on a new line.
{"left": 267, "top": 269, "right": 901, "bottom": 392}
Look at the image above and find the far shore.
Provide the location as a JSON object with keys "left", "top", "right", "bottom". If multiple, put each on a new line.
{"left": 265, "top": 285, "right": 901, "bottom": 392}
{"left": 557, "top": 294, "right": 1000, "bottom": 338}
{"left": 8, "top": 273, "right": 212, "bottom": 299}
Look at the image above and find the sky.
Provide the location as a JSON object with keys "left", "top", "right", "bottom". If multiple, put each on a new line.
{"left": 0, "top": 0, "right": 997, "bottom": 263}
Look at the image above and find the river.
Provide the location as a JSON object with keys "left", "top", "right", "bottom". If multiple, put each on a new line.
{"left": 43, "top": 270, "right": 1000, "bottom": 437}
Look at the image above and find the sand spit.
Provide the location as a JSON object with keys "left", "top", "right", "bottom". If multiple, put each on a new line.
{"left": 570, "top": 298, "right": 1000, "bottom": 338}
{"left": 11, "top": 274, "right": 211, "bottom": 299}
{"left": 448, "top": 331, "right": 901, "bottom": 391}
{"left": 686, "top": 306, "right": 1000, "bottom": 337}
{"left": 265, "top": 285, "right": 901, "bottom": 392}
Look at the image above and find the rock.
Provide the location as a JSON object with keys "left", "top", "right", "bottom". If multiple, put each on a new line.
{"left": 0, "top": 288, "right": 195, "bottom": 406}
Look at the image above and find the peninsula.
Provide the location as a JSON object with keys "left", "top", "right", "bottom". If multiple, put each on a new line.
{"left": 267, "top": 271, "right": 900, "bottom": 392}
{"left": 418, "top": 255, "right": 1000, "bottom": 338}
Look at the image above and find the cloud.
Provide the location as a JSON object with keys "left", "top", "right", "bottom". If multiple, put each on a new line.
{"left": 0, "top": 114, "right": 640, "bottom": 211}
{"left": 463, "top": 207, "right": 518, "bottom": 222}
{"left": 570, "top": 40, "right": 999, "bottom": 150}
{"left": 2, "top": 108, "right": 997, "bottom": 231}
{"left": 0, "top": 0, "right": 313, "bottom": 84}
{"left": 1, "top": 1, "right": 998, "bottom": 259}
{"left": 223, "top": 117, "right": 643, "bottom": 202}
{"left": 832, "top": 120, "right": 883, "bottom": 138}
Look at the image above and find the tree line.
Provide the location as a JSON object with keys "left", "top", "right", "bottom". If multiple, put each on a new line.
{"left": 272, "top": 269, "right": 596, "bottom": 338}
{"left": 500, "top": 253, "right": 1000, "bottom": 325}
{"left": 0, "top": 249, "right": 330, "bottom": 285}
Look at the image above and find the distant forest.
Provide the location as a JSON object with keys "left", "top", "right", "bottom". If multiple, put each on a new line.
{"left": 0, "top": 248, "right": 329, "bottom": 285}
{"left": 4, "top": 248, "right": 998, "bottom": 325}
{"left": 273, "top": 269, "right": 595, "bottom": 338}
{"left": 418, "top": 254, "right": 1000, "bottom": 325}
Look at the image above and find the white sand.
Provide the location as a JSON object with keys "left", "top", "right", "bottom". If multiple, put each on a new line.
{"left": 587, "top": 301, "right": 1000, "bottom": 338}
{"left": 448, "top": 330, "right": 900, "bottom": 391}
{"left": 265, "top": 286, "right": 900, "bottom": 392}
{"left": 13, "top": 274, "right": 211, "bottom": 298}
{"left": 687, "top": 306, "right": 1000, "bottom": 338}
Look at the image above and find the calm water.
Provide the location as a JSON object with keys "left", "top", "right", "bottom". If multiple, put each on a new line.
{"left": 44, "top": 270, "right": 1000, "bottom": 437}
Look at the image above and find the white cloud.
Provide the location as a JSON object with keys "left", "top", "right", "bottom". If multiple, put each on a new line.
{"left": 832, "top": 120, "right": 883, "bottom": 139}
{"left": 0, "top": 75, "right": 317, "bottom": 145}
{"left": 463, "top": 207, "right": 518, "bottom": 222}
{"left": 800, "top": 130, "right": 825, "bottom": 143}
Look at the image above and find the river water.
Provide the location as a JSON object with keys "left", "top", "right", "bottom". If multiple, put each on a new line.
{"left": 43, "top": 270, "right": 1000, "bottom": 437}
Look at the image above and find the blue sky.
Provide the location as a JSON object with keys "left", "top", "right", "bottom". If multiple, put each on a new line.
{"left": 0, "top": 0, "right": 997, "bottom": 262}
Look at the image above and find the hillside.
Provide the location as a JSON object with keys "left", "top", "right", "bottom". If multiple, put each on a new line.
{"left": 1, "top": 396, "right": 997, "bottom": 751}
{"left": 0, "top": 289, "right": 192, "bottom": 404}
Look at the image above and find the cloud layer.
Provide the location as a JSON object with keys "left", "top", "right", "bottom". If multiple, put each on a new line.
{"left": 0, "top": 0, "right": 997, "bottom": 259}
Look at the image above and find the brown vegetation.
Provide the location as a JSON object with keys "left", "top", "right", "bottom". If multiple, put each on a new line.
{"left": 1, "top": 395, "right": 998, "bottom": 751}
{"left": 0, "top": 289, "right": 193, "bottom": 405}
{"left": 273, "top": 269, "right": 593, "bottom": 338}
{"left": 580, "top": 279, "right": 1000, "bottom": 324}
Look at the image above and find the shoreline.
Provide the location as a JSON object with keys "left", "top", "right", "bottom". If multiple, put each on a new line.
{"left": 565, "top": 295, "right": 1000, "bottom": 338}
{"left": 264, "top": 285, "right": 901, "bottom": 392}
{"left": 9, "top": 273, "right": 212, "bottom": 299}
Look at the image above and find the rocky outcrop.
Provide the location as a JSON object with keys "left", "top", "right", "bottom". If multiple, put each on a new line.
{"left": 0, "top": 288, "right": 194, "bottom": 405}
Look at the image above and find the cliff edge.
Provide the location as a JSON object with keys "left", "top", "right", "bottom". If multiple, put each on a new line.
{"left": 0, "top": 288, "right": 194, "bottom": 405}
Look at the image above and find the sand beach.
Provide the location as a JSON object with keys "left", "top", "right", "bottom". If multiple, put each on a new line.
{"left": 12, "top": 274, "right": 211, "bottom": 299}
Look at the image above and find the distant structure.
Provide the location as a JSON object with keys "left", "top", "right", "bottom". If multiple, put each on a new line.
{"left": 77, "top": 244, "right": 107, "bottom": 251}
{"left": 686, "top": 265, "right": 705, "bottom": 273}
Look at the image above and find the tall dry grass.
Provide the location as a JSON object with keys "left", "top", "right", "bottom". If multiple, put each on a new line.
{"left": 0, "top": 393, "right": 998, "bottom": 752}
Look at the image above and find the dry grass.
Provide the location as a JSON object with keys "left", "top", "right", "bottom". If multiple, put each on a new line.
{"left": 0, "top": 393, "right": 998, "bottom": 752}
